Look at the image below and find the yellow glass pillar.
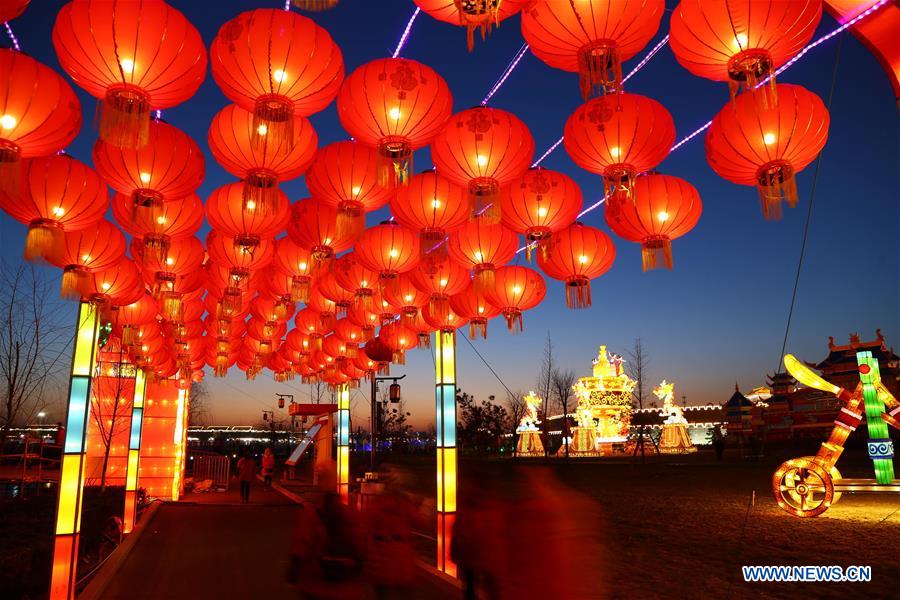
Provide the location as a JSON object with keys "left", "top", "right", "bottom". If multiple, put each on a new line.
{"left": 123, "top": 369, "right": 147, "bottom": 533}
{"left": 171, "top": 386, "right": 189, "bottom": 501}
{"left": 50, "top": 302, "right": 100, "bottom": 600}
{"left": 337, "top": 383, "right": 350, "bottom": 503}
{"left": 434, "top": 330, "right": 457, "bottom": 576}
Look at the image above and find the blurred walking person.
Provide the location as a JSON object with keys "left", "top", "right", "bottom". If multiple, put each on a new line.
{"left": 262, "top": 447, "right": 276, "bottom": 490}
{"left": 236, "top": 453, "right": 256, "bottom": 504}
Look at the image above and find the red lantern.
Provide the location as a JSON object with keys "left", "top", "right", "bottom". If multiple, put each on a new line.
{"left": 0, "top": 1, "right": 29, "bottom": 22}
{"left": 485, "top": 265, "right": 546, "bottom": 334}
{"left": 538, "top": 222, "right": 615, "bottom": 309}
{"left": 210, "top": 9, "right": 344, "bottom": 145}
{"left": 390, "top": 170, "right": 468, "bottom": 268}
{"left": 93, "top": 120, "right": 205, "bottom": 218}
{"left": 334, "top": 318, "right": 365, "bottom": 355}
{"left": 287, "top": 198, "right": 354, "bottom": 269}
{"left": 206, "top": 182, "right": 290, "bottom": 242}
{"left": 51, "top": 220, "right": 126, "bottom": 299}
{"left": 109, "top": 293, "right": 159, "bottom": 346}
{"left": 605, "top": 174, "right": 702, "bottom": 271}
{"left": 113, "top": 192, "right": 204, "bottom": 259}
{"left": 705, "top": 83, "right": 829, "bottom": 220}
{"left": 337, "top": 58, "right": 453, "bottom": 186}
{"left": 431, "top": 106, "right": 534, "bottom": 222}
{"left": 208, "top": 104, "right": 318, "bottom": 214}
{"left": 295, "top": 307, "right": 334, "bottom": 349}
{"left": 414, "top": 0, "right": 531, "bottom": 51}
{"left": 334, "top": 253, "right": 378, "bottom": 312}
{"left": 273, "top": 237, "right": 315, "bottom": 303}
{"left": 1, "top": 155, "right": 107, "bottom": 261}
{"left": 564, "top": 92, "right": 675, "bottom": 205}
{"left": 447, "top": 220, "right": 518, "bottom": 293}
{"left": 206, "top": 231, "right": 274, "bottom": 275}
{"left": 354, "top": 221, "right": 420, "bottom": 281}
{"left": 53, "top": 0, "right": 207, "bottom": 147}
{"left": 316, "top": 271, "right": 356, "bottom": 316}
{"left": 521, "top": 0, "right": 665, "bottom": 97}
{"left": 131, "top": 235, "right": 203, "bottom": 276}
{"left": 78, "top": 258, "right": 143, "bottom": 307}
{"left": 382, "top": 273, "right": 430, "bottom": 328}
{"left": 0, "top": 49, "right": 81, "bottom": 196}
{"left": 307, "top": 287, "right": 339, "bottom": 324}
{"left": 144, "top": 268, "right": 204, "bottom": 322}
{"left": 670, "top": 0, "right": 822, "bottom": 106}
{"left": 422, "top": 301, "right": 466, "bottom": 334}
{"left": 450, "top": 281, "right": 501, "bottom": 340}
{"left": 410, "top": 260, "right": 470, "bottom": 317}
{"left": 305, "top": 141, "right": 392, "bottom": 239}
{"left": 500, "top": 167, "right": 583, "bottom": 261}
{"left": 378, "top": 322, "right": 417, "bottom": 365}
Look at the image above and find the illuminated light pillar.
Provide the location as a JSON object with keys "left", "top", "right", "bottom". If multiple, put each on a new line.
{"left": 336, "top": 383, "right": 350, "bottom": 504}
{"left": 50, "top": 302, "right": 100, "bottom": 600}
{"left": 857, "top": 351, "right": 894, "bottom": 484}
{"left": 434, "top": 330, "right": 457, "bottom": 576}
{"left": 123, "top": 369, "right": 147, "bottom": 533}
{"left": 171, "top": 386, "right": 189, "bottom": 501}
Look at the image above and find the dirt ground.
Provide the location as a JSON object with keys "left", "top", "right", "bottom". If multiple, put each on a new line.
{"left": 381, "top": 444, "right": 900, "bottom": 599}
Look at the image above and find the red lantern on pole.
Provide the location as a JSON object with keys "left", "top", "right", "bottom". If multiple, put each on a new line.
{"left": 337, "top": 58, "right": 453, "bottom": 186}
{"left": 485, "top": 265, "right": 546, "bottom": 334}
{"left": 564, "top": 92, "right": 675, "bottom": 205}
{"left": 53, "top": 0, "right": 207, "bottom": 147}
{"left": 354, "top": 221, "right": 420, "bottom": 281}
{"left": 210, "top": 9, "right": 344, "bottom": 145}
{"left": 1, "top": 155, "right": 107, "bottom": 261}
{"left": 537, "top": 222, "right": 615, "bottom": 309}
{"left": 431, "top": 106, "right": 534, "bottom": 222}
{"left": 521, "top": 0, "right": 665, "bottom": 97}
{"left": 605, "top": 174, "right": 702, "bottom": 271}
{"left": 670, "top": 0, "right": 822, "bottom": 106}
{"left": 500, "top": 167, "right": 583, "bottom": 262}
{"left": 0, "top": 49, "right": 81, "bottom": 196}
{"left": 414, "top": 0, "right": 531, "bottom": 51}
{"left": 450, "top": 281, "right": 501, "bottom": 340}
{"left": 208, "top": 104, "right": 318, "bottom": 214}
{"left": 705, "top": 83, "right": 829, "bottom": 220}
{"left": 447, "top": 220, "right": 518, "bottom": 294}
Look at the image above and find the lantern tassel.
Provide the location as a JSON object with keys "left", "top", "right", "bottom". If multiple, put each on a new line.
{"left": 336, "top": 201, "right": 365, "bottom": 241}
{"left": 504, "top": 309, "right": 523, "bottom": 334}
{"left": 641, "top": 236, "right": 673, "bottom": 271}
{"left": 291, "top": 0, "right": 339, "bottom": 11}
{"left": 469, "top": 319, "right": 488, "bottom": 340}
{"left": 473, "top": 265, "right": 495, "bottom": 297}
{"left": 99, "top": 86, "right": 151, "bottom": 149}
{"left": 244, "top": 170, "right": 280, "bottom": 216}
{"left": 161, "top": 292, "right": 184, "bottom": 321}
{"left": 143, "top": 235, "right": 171, "bottom": 264}
{"left": 290, "top": 276, "right": 311, "bottom": 303}
{"left": 417, "top": 333, "right": 430, "bottom": 350}
{"left": 420, "top": 229, "right": 448, "bottom": 273}
{"left": 25, "top": 220, "right": 63, "bottom": 262}
{"left": 578, "top": 41, "right": 623, "bottom": 98}
{"left": 253, "top": 95, "right": 293, "bottom": 150}
{"left": 121, "top": 325, "right": 136, "bottom": 347}
{"left": 401, "top": 308, "right": 418, "bottom": 330}
{"left": 603, "top": 168, "right": 636, "bottom": 207}
{"left": 469, "top": 177, "right": 500, "bottom": 224}
{"left": 727, "top": 49, "right": 776, "bottom": 109}
{"left": 377, "top": 137, "right": 412, "bottom": 188}
{"left": 61, "top": 266, "right": 88, "bottom": 300}
{"left": 0, "top": 141, "right": 21, "bottom": 200}
{"left": 565, "top": 277, "right": 592, "bottom": 309}
{"left": 756, "top": 161, "right": 797, "bottom": 221}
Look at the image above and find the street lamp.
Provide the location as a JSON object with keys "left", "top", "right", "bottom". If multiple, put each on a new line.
{"left": 370, "top": 374, "right": 406, "bottom": 470}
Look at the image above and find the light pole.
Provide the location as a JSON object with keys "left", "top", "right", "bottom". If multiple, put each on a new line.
{"left": 276, "top": 394, "right": 295, "bottom": 441}
{"left": 370, "top": 374, "right": 406, "bottom": 471}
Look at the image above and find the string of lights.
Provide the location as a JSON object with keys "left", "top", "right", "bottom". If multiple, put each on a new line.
{"left": 481, "top": 42, "right": 530, "bottom": 106}
{"left": 392, "top": 7, "right": 421, "bottom": 59}
{"left": 3, "top": 22, "right": 21, "bottom": 51}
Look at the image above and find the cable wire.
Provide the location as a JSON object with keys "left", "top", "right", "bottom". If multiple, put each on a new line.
{"left": 458, "top": 332, "right": 516, "bottom": 400}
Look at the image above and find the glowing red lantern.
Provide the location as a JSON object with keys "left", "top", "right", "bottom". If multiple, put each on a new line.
{"left": 414, "top": 0, "right": 531, "bottom": 51}
{"left": 208, "top": 104, "right": 318, "bottom": 214}
{"left": 390, "top": 170, "right": 468, "bottom": 268}
{"left": 206, "top": 182, "right": 289, "bottom": 243}
{"left": 410, "top": 260, "right": 470, "bottom": 318}
{"left": 53, "top": 0, "right": 206, "bottom": 147}
{"left": 109, "top": 293, "right": 158, "bottom": 346}
{"left": 500, "top": 167, "right": 583, "bottom": 261}
{"left": 521, "top": 0, "right": 665, "bottom": 97}
{"left": 93, "top": 120, "right": 204, "bottom": 218}
{"left": 305, "top": 141, "right": 392, "bottom": 239}
{"left": 334, "top": 253, "right": 378, "bottom": 311}
{"left": 316, "top": 271, "right": 356, "bottom": 316}
{"left": 334, "top": 318, "right": 365, "bottom": 355}
{"left": 670, "top": 0, "right": 822, "bottom": 105}
{"left": 447, "top": 220, "right": 518, "bottom": 293}
{"left": 79, "top": 258, "right": 143, "bottom": 307}
{"left": 354, "top": 221, "right": 420, "bottom": 280}
{"left": 51, "top": 220, "right": 126, "bottom": 299}
{"left": 272, "top": 237, "right": 315, "bottom": 303}
{"left": 337, "top": 58, "right": 453, "bottom": 185}
{"left": 605, "top": 174, "right": 702, "bottom": 271}
{"left": 287, "top": 198, "right": 354, "bottom": 269}
{"left": 295, "top": 307, "right": 334, "bottom": 350}
{"left": 0, "top": 154, "right": 107, "bottom": 261}
{"left": 422, "top": 301, "right": 466, "bottom": 334}
{"left": 705, "top": 83, "right": 829, "bottom": 220}
{"left": 131, "top": 235, "right": 203, "bottom": 276}
{"left": 450, "top": 281, "right": 501, "bottom": 340}
{"left": 485, "top": 265, "right": 546, "bottom": 334}
{"left": 538, "top": 222, "right": 615, "bottom": 309}
{"left": 431, "top": 106, "right": 534, "bottom": 221}
{"left": 113, "top": 192, "right": 203, "bottom": 250}
{"left": 210, "top": 9, "right": 344, "bottom": 145}
{"left": 378, "top": 322, "right": 417, "bottom": 365}
{"left": 0, "top": 1, "right": 29, "bottom": 22}
{"left": 564, "top": 92, "right": 675, "bottom": 204}
{"left": 0, "top": 49, "right": 81, "bottom": 195}
{"left": 382, "top": 273, "right": 430, "bottom": 327}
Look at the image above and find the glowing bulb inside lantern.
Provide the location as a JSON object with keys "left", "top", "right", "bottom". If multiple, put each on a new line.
{"left": 139, "top": 172, "right": 151, "bottom": 184}
{"left": 101, "top": 282, "right": 111, "bottom": 291}
{"left": 657, "top": 211, "right": 669, "bottom": 222}
{"left": 512, "top": 285, "right": 522, "bottom": 295}
{"left": 473, "top": 251, "right": 483, "bottom": 261}
{"left": 323, "top": 237, "right": 332, "bottom": 245}
{"left": 273, "top": 69, "right": 287, "bottom": 83}
{"left": 439, "top": 278, "right": 448, "bottom": 287}
{"left": 299, "top": 261, "right": 307, "bottom": 271}
{"left": 578, "top": 255, "right": 589, "bottom": 264}
{"left": 477, "top": 306, "right": 485, "bottom": 314}
{"left": 763, "top": 132, "right": 777, "bottom": 145}
{"left": 431, "top": 198, "right": 441, "bottom": 209}
{"left": 537, "top": 207, "right": 548, "bottom": 218}
{"left": 0, "top": 114, "right": 17, "bottom": 129}
{"left": 733, "top": 33, "right": 748, "bottom": 49}
{"left": 81, "top": 254, "right": 91, "bottom": 262}
{"left": 52, "top": 206, "right": 65, "bottom": 217}
{"left": 156, "top": 216, "right": 167, "bottom": 224}
{"left": 360, "top": 280, "right": 368, "bottom": 288}
{"left": 257, "top": 124, "right": 268, "bottom": 136}
{"left": 404, "top": 294, "right": 413, "bottom": 302}
{"left": 166, "top": 257, "right": 175, "bottom": 266}
{"left": 610, "top": 146, "right": 621, "bottom": 159}
{"left": 389, "top": 107, "right": 402, "bottom": 120}
{"left": 120, "top": 58, "right": 135, "bottom": 74}
{"left": 246, "top": 200, "right": 257, "bottom": 211}
{"left": 389, "top": 248, "right": 399, "bottom": 258}
{"left": 351, "top": 186, "right": 361, "bottom": 196}
{"left": 476, "top": 154, "right": 488, "bottom": 167}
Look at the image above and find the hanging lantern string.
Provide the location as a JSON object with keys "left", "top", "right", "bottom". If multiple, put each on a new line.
{"left": 481, "top": 42, "right": 530, "bottom": 106}
{"left": 4, "top": 22, "right": 21, "bottom": 51}
{"left": 392, "top": 7, "right": 421, "bottom": 58}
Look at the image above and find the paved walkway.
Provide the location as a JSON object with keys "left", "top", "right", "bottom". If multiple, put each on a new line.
{"left": 98, "top": 478, "right": 460, "bottom": 600}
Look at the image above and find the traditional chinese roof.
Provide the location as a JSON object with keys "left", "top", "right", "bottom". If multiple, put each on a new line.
{"left": 810, "top": 330, "right": 899, "bottom": 374}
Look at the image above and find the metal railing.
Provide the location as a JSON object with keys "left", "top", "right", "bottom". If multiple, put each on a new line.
{"left": 189, "top": 454, "right": 230, "bottom": 489}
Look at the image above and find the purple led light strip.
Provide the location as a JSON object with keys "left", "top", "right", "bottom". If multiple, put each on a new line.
{"left": 392, "top": 7, "right": 421, "bottom": 59}
{"left": 4, "top": 22, "right": 21, "bottom": 51}
{"left": 481, "top": 43, "right": 530, "bottom": 105}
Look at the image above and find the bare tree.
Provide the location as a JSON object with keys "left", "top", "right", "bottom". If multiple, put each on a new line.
{"left": 90, "top": 345, "right": 133, "bottom": 490}
{"left": 551, "top": 368, "right": 578, "bottom": 458}
{"left": 0, "top": 262, "right": 70, "bottom": 450}
{"left": 535, "top": 332, "right": 554, "bottom": 455}
{"left": 309, "top": 379, "right": 327, "bottom": 404}
{"left": 627, "top": 338, "right": 657, "bottom": 459}
{"left": 189, "top": 381, "right": 212, "bottom": 426}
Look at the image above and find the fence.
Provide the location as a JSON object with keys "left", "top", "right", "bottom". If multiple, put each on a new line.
{"left": 189, "top": 454, "right": 230, "bottom": 489}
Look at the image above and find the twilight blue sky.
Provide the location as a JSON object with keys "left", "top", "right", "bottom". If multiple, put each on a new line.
{"left": 6, "top": 1, "right": 898, "bottom": 428}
